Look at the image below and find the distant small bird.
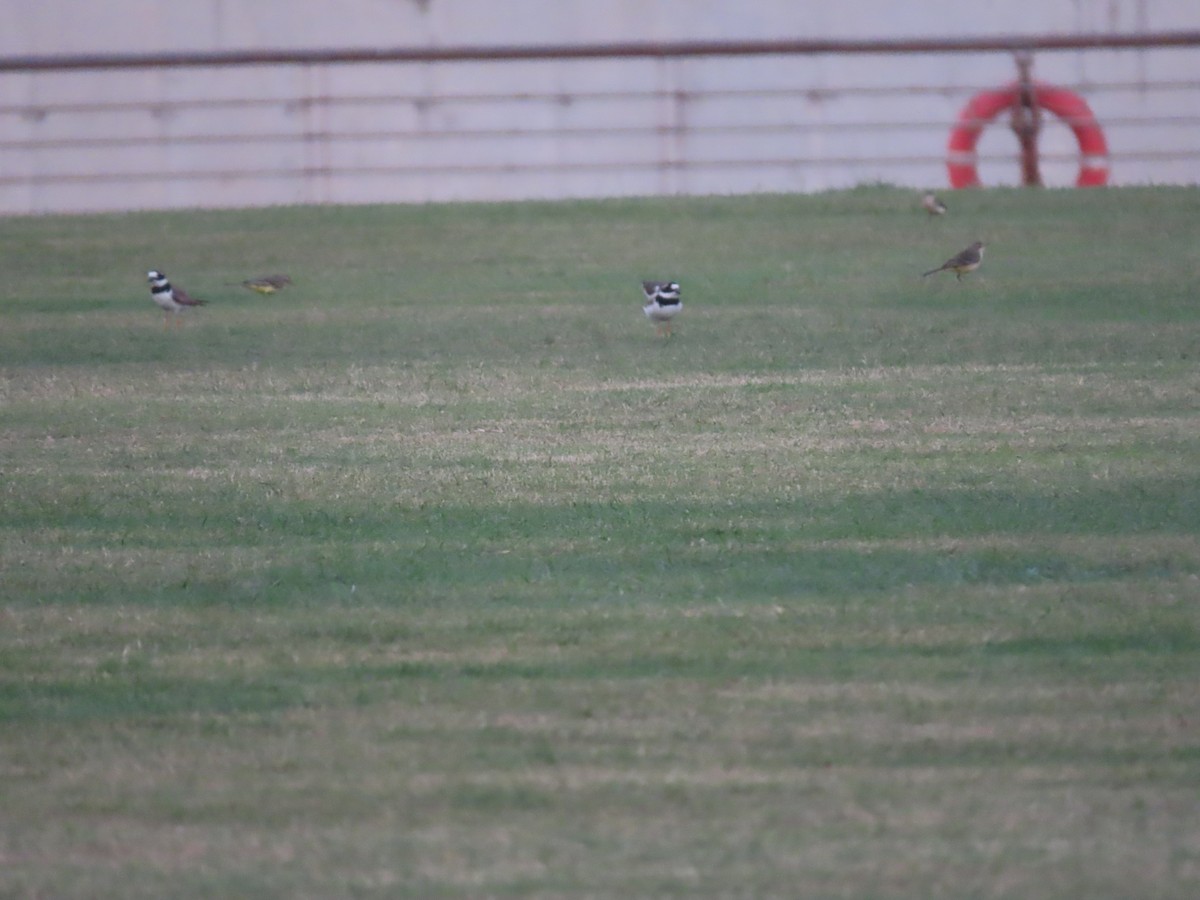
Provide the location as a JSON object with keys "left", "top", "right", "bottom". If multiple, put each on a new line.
{"left": 641, "top": 280, "right": 683, "bottom": 338}
{"left": 922, "top": 192, "right": 948, "bottom": 216}
{"left": 235, "top": 274, "right": 293, "bottom": 295}
{"left": 147, "top": 269, "right": 206, "bottom": 327}
{"left": 923, "top": 241, "right": 984, "bottom": 281}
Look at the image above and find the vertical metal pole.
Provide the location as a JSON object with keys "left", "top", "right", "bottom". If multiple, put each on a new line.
{"left": 1010, "top": 49, "right": 1043, "bottom": 186}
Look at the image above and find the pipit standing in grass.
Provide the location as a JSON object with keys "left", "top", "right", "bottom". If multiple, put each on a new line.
{"left": 923, "top": 241, "right": 984, "bottom": 281}
{"left": 641, "top": 280, "right": 683, "bottom": 338}
{"left": 234, "top": 274, "right": 293, "bottom": 295}
{"left": 147, "top": 269, "right": 206, "bottom": 328}
{"left": 922, "top": 192, "right": 948, "bottom": 216}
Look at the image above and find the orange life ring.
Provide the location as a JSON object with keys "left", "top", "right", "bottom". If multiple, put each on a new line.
{"left": 946, "top": 82, "right": 1109, "bottom": 187}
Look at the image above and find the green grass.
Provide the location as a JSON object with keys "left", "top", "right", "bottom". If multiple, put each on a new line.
{"left": 2, "top": 185, "right": 1199, "bottom": 897}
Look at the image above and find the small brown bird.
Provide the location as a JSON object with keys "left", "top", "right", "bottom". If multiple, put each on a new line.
{"left": 147, "top": 269, "right": 206, "bottom": 328}
{"left": 922, "top": 192, "right": 948, "bottom": 216}
{"left": 923, "top": 241, "right": 984, "bottom": 281}
{"left": 236, "top": 274, "right": 293, "bottom": 295}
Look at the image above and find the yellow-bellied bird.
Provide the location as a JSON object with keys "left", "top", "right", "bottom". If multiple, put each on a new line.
{"left": 238, "top": 274, "right": 293, "bottom": 295}
{"left": 923, "top": 241, "right": 984, "bottom": 281}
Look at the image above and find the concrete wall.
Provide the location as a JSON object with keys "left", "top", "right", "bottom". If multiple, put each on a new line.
{"left": 1, "top": 1, "right": 1198, "bottom": 213}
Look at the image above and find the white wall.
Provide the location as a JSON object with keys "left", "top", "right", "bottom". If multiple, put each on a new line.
{"left": 1, "top": 1, "right": 1197, "bottom": 213}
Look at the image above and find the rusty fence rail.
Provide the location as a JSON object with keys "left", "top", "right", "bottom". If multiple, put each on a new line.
{"left": 1, "top": 32, "right": 1198, "bottom": 212}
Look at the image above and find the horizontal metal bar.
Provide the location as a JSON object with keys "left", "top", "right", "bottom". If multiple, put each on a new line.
{"left": 4, "top": 115, "right": 1197, "bottom": 153}
{"left": 3, "top": 32, "right": 1200, "bottom": 73}
{"left": 4, "top": 150, "right": 1196, "bottom": 188}
{"left": 2, "top": 79, "right": 1197, "bottom": 120}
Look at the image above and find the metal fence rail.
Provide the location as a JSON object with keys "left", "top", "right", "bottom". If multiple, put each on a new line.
{"left": 1, "top": 32, "right": 1198, "bottom": 213}
{"left": 4, "top": 31, "right": 1199, "bottom": 70}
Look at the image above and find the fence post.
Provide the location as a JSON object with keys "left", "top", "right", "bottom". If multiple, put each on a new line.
{"left": 1010, "top": 49, "right": 1043, "bottom": 186}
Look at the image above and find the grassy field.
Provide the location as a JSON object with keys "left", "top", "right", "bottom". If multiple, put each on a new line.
{"left": 1, "top": 186, "right": 1199, "bottom": 897}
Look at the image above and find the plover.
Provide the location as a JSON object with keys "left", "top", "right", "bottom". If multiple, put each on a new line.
{"left": 922, "top": 192, "right": 948, "bottom": 216}
{"left": 147, "top": 269, "right": 206, "bottom": 327}
{"left": 641, "top": 280, "right": 683, "bottom": 338}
